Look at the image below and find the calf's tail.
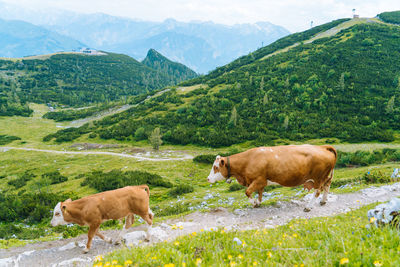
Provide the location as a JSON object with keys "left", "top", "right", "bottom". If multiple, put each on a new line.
{"left": 139, "top": 185, "right": 150, "bottom": 197}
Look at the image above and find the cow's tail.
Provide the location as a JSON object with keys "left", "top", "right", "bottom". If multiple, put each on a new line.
{"left": 139, "top": 185, "right": 150, "bottom": 197}
{"left": 322, "top": 145, "right": 337, "bottom": 161}
{"left": 322, "top": 145, "right": 337, "bottom": 187}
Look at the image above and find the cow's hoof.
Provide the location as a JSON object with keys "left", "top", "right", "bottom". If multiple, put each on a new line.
{"left": 303, "top": 207, "right": 311, "bottom": 212}
{"left": 144, "top": 237, "right": 150, "bottom": 242}
{"left": 114, "top": 240, "right": 121, "bottom": 245}
{"left": 253, "top": 203, "right": 261, "bottom": 208}
{"left": 82, "top": 248, "right": 89, "bottom": 254}
{"left": 320, "top": 201, "right": 327, "bottom": 206}
{"left": 105, "top": 237, "right": 112, "bottom": 244}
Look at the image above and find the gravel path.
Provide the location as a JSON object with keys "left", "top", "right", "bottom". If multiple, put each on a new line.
{"left": 1, "top": 183, "right": 400, "bottom": 267}
{"left": 0, "top": 147, "right": 193, "bottom": 161}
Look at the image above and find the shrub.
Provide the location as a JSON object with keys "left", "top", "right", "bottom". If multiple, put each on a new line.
{"left": 81, "top": 169, "right": 172, "bottom": 192}
{"left": 7, "top": 171, "right": 36, "bottom": 188}
{"left": 229, "top": 183, "right": 245, "bottom": 191}
{"left": 168, "top": 185, "right": 194, "bottom": 197}
{"left": 42, "top": 171, "right": 68, "bottom": 184}
{"left": 193, "top": 154, "right": 217, "bottom": 164}
{"left": 0, "top": 135, "right": 21, "bottom": 145}
{"left": 362, "top": 170, "right": 391, "bottom": 184}
{"left": 154, "top": 202, "right": 191, "bottom": 217}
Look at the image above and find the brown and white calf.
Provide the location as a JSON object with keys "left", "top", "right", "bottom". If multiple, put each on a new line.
{"left": 51, "top": 185, "right": 154, "bottom": 253}
{"left": 207, "top": 144, "right": 337, "bottom": 212}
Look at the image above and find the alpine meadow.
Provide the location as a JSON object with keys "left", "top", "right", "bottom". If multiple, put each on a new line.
{"left": 1, "top": 6, "right": 400, "bottom": 267}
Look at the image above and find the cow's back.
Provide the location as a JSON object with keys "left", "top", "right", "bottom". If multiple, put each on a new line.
{"left": 240, "top": 145, "right": 336, "bottom": 187}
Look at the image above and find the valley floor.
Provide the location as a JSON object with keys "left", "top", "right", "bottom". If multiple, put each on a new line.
{"left": 1, "top": 182, "right": 400, "bottom": 267}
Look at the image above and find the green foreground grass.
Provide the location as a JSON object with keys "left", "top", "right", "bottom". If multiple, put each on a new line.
{"left": 101, "top": 204, "right": 398, "bottom": 267}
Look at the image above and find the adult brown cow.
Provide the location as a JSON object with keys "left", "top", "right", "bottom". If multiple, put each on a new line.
{"left": 207, "top": 144, "right": 337, "bottom": 212}
{"left": 51, "top": 185, "right": 153, "bottom": 253}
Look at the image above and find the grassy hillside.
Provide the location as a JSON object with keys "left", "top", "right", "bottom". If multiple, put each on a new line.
{"left": 46, "top": 18, "right": 400, "bottom": 147}
{"left": 0, "top": 51, "right": 196, "bottom": 116}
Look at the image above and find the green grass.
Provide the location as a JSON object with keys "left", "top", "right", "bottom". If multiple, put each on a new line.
{"left": 101, "top": 204, "right": 398, "bottom": 267}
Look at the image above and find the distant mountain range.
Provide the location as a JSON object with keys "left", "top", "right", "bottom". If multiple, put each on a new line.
{"left": 0, "top": 17, "right": 84, "bottom": 58}
{"left": 0, "top": 1, "right": 290, "bottom": 73}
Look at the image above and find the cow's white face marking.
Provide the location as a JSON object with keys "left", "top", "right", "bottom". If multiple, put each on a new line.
{"left": 207, "top": 156, "right": 225, "bottom": 183}
{"left": 274, "top": 155, "right": 279, "bottom": 159}
{"left": 269, "top": 148, "right": 273, "bottom": 152}
{"left": 259, "top": 148, "right": 266, "bottom": 152}
{"left": 51, "top": 202, "right": 68, "bottom": 226}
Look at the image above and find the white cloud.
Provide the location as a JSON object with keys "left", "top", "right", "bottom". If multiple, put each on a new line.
{"left": 1, "top": 0, "right": 400, "bottom": 32}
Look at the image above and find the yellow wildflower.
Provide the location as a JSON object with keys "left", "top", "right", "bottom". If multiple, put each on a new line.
{"left": 221, "top": 230, "right": 225, "bottom": 234}
{"left": 340, "top": 258, "right": 349, "bottom": 265}
{"left": 192, "top": 232, "right": 197, "bottom": 236}
{"left": 151, "top": 256, "right": 157, "bottom": 260}
{"left": 104, "top": 262, "right": 111, "bottom": 267}
{"left": 228, "top": 255, "right": 232, "bottom": 260}
{"left": 174, "top": 241, "right": 180, "bottom": 246}
{"left": 229, "top": 261, "right": 236, "bottom": 267}
{"left": 294, "top": 265, "right": 298, "bottom": 267}
{"left": 164, "top": 264, "right": 175, "bottom": 267}
{"left": 179, "top": 226, "right": 183, "bottom": 229}
{"left": 293, "top": 233, "right": 298, "bottom": 238}
{"left": 300, "top": 264, "right": 304, "bottom": 267}
{"left": 94, "top": 264, "right": 103, "bottom": 267}
{"left": 373, "top": 261, "right": 383, "bottom": 267}
{"left": 238, "top": 254, "right": 243, "bottom": 259}
{"left": 200, "top": 229, "right": 204, "bottom": 232}
{"left": 124, "top": 260, "right": 133, "bottom": 266}
{"left": 267, "top": 251, "right": 272, "bottom": 258}
{"left": 370, "top": 217, "right": 377, "bottom": 223}
{"left": 182, "top": 262, "right": 186, "bottom": 267}
{"left": 171, "top": 224, "right": 177, "bottom": 230}
{"left": 253, "top": 261, "right": 258, "bottom": 266}
{"left": 195, "top": 258, "right": 202, "bottom": 265}
{"left": 94, "top": 255, "right": 104, "bottom": 262}
{"left": 112, "top": 260, "right": 118, "bottom": 265}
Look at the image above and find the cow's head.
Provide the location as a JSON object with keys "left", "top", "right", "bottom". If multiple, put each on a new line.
{"left": 207, "top": 155, "right": 228, "bottom": 183}
{"left": 50, "top": 199, "right": 71, "bottom": 226}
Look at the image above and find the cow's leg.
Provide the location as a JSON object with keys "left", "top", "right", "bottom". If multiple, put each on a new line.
{"left": 115, "top": 215, "right": 134, "bottom": 245}
{"left": 304, "top": 190, "right": 321, "bottom": 212}
{"left": 246, "top": 179, "right": 267, "bottom": 208}
{"left": 140, "top": 210, "right": 154, "bottom": 241}
{"left": 257, "top": 188, "right": 264, "bottom": 204}
{"left": 320, "top": 170, "right": 334, "bottom": 206}
{"left": 84, "top": 223, "right": 100, "bottom": 253}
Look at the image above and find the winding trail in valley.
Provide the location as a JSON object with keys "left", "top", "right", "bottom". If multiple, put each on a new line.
{"left": 1, "top": 183, "right": 400, "bottom": 267}
{"left": 0, "top": 146, "right": 194, "bottom": 161}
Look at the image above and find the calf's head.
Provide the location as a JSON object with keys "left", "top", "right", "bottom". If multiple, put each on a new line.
{"left": 207, "top": 155, "right": 228, "bottom": 183}
{"left": 50, "top": 199, "right": 71, "bottom": 226}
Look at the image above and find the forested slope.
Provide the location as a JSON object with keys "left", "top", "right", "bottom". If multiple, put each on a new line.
{"left": 45, "top": 18, "right": 400, "bottom": 146}
{"left": 0, "top": 51, "right": 196, "bottom": 116}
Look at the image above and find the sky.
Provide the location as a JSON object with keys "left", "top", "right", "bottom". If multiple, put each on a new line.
{"left": 2, "top": 0, "right": 400, "bottom": 32}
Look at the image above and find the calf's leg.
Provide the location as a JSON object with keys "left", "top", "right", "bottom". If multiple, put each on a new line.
{"left": 96, "top": 230, "right": 112, "bottom": 244}
{"left": 84, "top": 223, "right": 100, "bottom": 253}
{"left": 140, "top": 209, "right": 154, "bottom": 241}
{"left": 115, "top": 214, "right": 135, "bottom": 245}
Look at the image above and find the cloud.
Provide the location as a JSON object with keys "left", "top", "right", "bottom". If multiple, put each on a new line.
{"left": 1, "top": 0, "right": 400, "bottom": 32}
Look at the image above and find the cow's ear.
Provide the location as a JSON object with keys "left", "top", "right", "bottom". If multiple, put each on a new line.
{"left": 220, "top": 158, "right": 225, "bottom": 167}
{"left": 65, "top": 198, "right": 72, "bottom": 203}
{"left": 216, "top": 155, "right": 221, "bottom": 160}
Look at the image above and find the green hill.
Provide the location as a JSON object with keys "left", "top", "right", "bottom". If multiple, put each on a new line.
{"left": 45, "top": 17, "right": 400, "bottom": 146}
{"left": 0, "top": 51, "right": 196, "bottom": 116}
{"left": 378, "top": 10, "right": 400, "bottom": 24}
{"left": 142, "top": 49, "right": 198, "bottom": 83}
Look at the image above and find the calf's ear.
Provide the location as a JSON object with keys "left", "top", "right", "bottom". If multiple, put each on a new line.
{"left": 64, "top": 198, "right": 72, "bottom": 203}
{"left": 220, "top": 158, "right": 225, "bottom": 166}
